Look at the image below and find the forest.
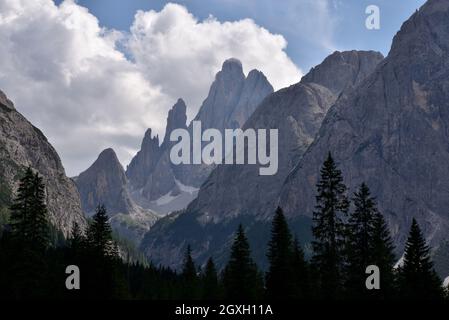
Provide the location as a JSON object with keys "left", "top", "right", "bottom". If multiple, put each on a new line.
{"left": 0, "top": 153, "right": 447, "bottom": 300}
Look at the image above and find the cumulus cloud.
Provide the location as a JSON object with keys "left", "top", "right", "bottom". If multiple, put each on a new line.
{"left": 0, "top": 0, "right": 301, "bottom": 176}
{"left": 128, "top": 3, "right": 302, "bottom": 118}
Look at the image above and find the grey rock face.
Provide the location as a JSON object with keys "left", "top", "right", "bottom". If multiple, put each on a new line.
{"left": 186, "top": 50, "right": 383, "bottom": 224}
{"left": 126, "top": 99, "right": 189, "bottom": 206}
{"left": 162, "top": 98, "right": 188, "bottom": 148}
{"left": 280, "top": 0, "right": 449, "bottom": 252}
{"left": 301, "top": 50, "right": 385, "bottom": 95}
{"left": 0, "top": 89, "right": 86, "bottom": 236}
{"left": 189, "top": 82, "right": 335, "bottom": 223}
{"left": 177, "top": 59, "right": 274, "bottom": 188}
{"left": 126, "top": 129, "right": 161, "bottom": 190}
{"left": 126, "top": 59, "right": 273, "bottom": 212}
{"left": 229, "top": 69, "right": 274, "bottom": 129}
{"left": 76, "top": 147, "right": 158, "bottom": 244}
{"left": 140, "top": 50, "right": 383, "bottom": 268}
{"left": 76, "top": 148, "right": 133, "bottom": 216}
{"left": 193, "top": 59, "right": 273, "bottom": 132}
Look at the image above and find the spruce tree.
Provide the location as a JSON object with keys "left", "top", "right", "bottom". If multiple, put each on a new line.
{"left": 68, "top": 221, "right": 85, "bottom": 258}
{"left": 223, "top": 224, "right": 263, "bottom": 300}
{"left": 10, "top": 167, "right": 49, "bottom": 250}
{"left": 85, "top": 205, "right": 121, "bottom": 299}
{"left": 292, "top": 237, "right": 309, "bottom": 299}
{"left": 86, "top": 205, "right": 117, "bottom": 259}
{"left": 7, "top": 168, "right": 50, "bottom": 298}
{"left": 10, "top": 167, "right": 34, "bottom": 243}
{"left": 202, "top": 257, "right": 220, "bottom": 300}
{"left": 311, "top": 152, "right": 349, "bottom": 299}
{"left": 370, "top": 210, "right": 396, "bottom": 299}
{"left": 181, "top": 245, "right": 200, "bottom": 299}
{"left": 345, "top": 183, "right": 377, "bottom": 298}
{"left": 397, "top": 219, "right": 443, "bottom": 300}
{"left": 266, "top": 207, "right": 295, "bottom": 299}
{"left": 29, "top": 172, "right": 49, "bottom": 250}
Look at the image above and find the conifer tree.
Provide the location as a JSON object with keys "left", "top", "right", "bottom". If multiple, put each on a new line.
{"left": 311, "top": 152, "right": 349, "bottom": 299}
{"left": 397, "top": 219, "right": 443, "bottom": 300}
{"left": 223, "top": 224, "right": 263, "bottom": 300}
{"left": 345, "top": 183, "right": 377, "bottom": 298}
{"left": 292, "top": 237, "right": 309, "bottom": 299}
{"left": 202, "top": 257, "right": 220, "bottom": 300}
{"left": 7, "top": 167, "right": 50, "bottom": 298}
{"left": 86, "top": 205, "right": 117, "bottom": 259}
{"left": 68, "top": 221, "right": 85, "bottom": 259}
{"left": 10, "top": 167, "right": 49, "bottom": 250}
{"left": 84, "top": 205, "right": 122, "bottom": 299}
{"left": 370, "top": 210, "right": 396, "bottom": 298}
{"left": 181, "top": 245, "right": 200, "bottom": 299}
{"left": 266, "top": 207, "right": 296, "bottom": 299}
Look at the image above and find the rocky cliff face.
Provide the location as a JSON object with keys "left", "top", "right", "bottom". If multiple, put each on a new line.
{"left": 140, "top": 50, "right": 384, "bottom": 269}
{"left": 188, "top": 50, "right": 384, "bottom": 224}
{"left": 193, "top": 59, "right": 273, "bottom": 131}
{"left": 126, "top": 129, "right": 162, "bottom": 190}
{"left": 0, "top": 89, "right": 86, "bottom": 236}
{"left": 76, "top": 148, "right": 133, "bottom": 216}
{"left": 126, "top": 59, "right": 273, "bottom": 214}
{"left": 301, "top": 50, "right": 384, "bottom": 95}
{"left": 280, "top": 0, "right": 449, "bottom": 252}
{"left": 76, "top": 147, "right": 158, "bottom": 244}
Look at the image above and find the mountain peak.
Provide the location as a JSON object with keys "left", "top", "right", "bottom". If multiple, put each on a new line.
{"left": 162, "top": 98, "right": 187, "bottom": 147}
{"left": 142, "top": 128, "right": 159, "bottom": 147}
{"left": 246, "top": 69, "right": 267, "bottom": 81}
{"left": 93, "top": 148, "right": 123, "bottom": 171}
{"left": 98, "top": 147, "right": 116, "bottom": 159}
{"left": 301, "top": 50, "right": 384, "bottom": 95}
{"left": 222, "top": 58, "right": 243, "bottom": 72}
{"left": 0, "top": 90, "right": 15, "bottom": 110}
{"left": 76, "top": 147, "right": 130, "bottom": 216}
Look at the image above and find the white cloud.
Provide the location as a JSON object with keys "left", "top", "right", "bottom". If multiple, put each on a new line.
{"left": 128, "top": 3, "right": 302, "bottom": 118}
{"left": 0, "top": 0, "right": 301, "bottom": 176}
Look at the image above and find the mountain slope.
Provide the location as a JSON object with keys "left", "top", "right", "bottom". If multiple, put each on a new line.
{"left": 75, "top": 147, "right": 158, "bottom": 244}
{"left": 280, "top": 0, "right": 449, "bottom": 252}
{"left": 126, "top": 59, "right": 273, "bottom": 214}
{"left": 76, "top": 148, "right": 133, "bottom": 216}
{"left": 0, "top": 89, "right": 86, "bottom": 235}
{"left": 140, "top": 50, "right": 384, "bottom": 269}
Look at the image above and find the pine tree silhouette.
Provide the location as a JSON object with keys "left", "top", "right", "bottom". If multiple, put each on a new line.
{"left": 84, "top": 205, "right": 123, "bottom": 298}
{"left": 223, "top": 224, "right": 263, "bottom": 300}
{"left": 311, "top": 153, "right": 349, "bottom": 299}
{"left": 181, "top": 245, "right": 200, "bottom": 299}
{"left": 292, "top": 237, "right": 309, "bottom": 299}
{"left": 202, "top": 257, "right": 221, "bottom": 299}
{"left": 345, "top": 183, "right": 377, "bottom": 298}
{"left": 68, "top": 221, "right": 86, "bottom": 262}
{"left": 370, "top": 210, "right": 396, "bottom": 299}
{"left": 7, "top": 167, "right": 50, "bottom": 298}
{"left": 266, "top": 207, "right": 296, "bottom": 299}
{"left": 87, "top": 205, "right": 117, "bottom": 258}
{"left": 10, "top": 167, "right": 49, "bottom": 250}
{"left": 397, "top": 219, "right": 443, "bottom": 300}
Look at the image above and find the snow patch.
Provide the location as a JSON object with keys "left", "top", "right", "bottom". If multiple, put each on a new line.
{"left": 175, "top": 179, "right": 199, "bottom": 194}
{"left": 154, "top": 191, "right": 178, "bottom": 206}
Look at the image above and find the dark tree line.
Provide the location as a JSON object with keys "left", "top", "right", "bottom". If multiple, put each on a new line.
{"left": 0, "top": 160, "right": 447, "bottom": 300}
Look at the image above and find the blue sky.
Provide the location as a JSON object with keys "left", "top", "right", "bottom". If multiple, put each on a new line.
{"left": 56, "top": 0, "right": 426, "bottom": 72}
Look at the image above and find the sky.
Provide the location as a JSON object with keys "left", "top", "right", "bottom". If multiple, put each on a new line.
{"left": 0, "top": 0, "right": 426, "bottom": 176}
